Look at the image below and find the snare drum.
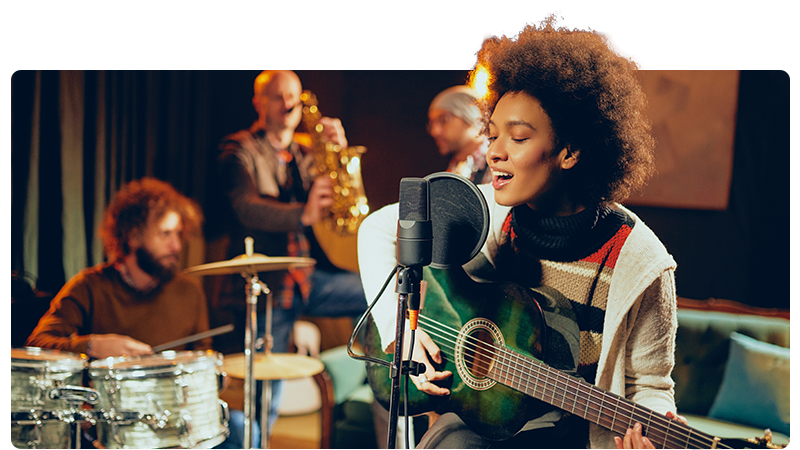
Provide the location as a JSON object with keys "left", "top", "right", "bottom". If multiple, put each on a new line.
{"left": 10, "top": 347, "right": 88, "bottom": 449}
{"left": 89, "top": 350, "right": 229, "bottom": 449}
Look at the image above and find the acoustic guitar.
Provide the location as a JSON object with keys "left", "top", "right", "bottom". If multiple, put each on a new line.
{"left": 365, "top": 266, "right": 783, "bottom": 449}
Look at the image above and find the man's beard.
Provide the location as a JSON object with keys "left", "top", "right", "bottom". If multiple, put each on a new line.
{"left": 136, "top": 247, "right": 178, "bottom": 283}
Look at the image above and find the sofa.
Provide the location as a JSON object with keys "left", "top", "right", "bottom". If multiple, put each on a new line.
{"left": 673, "top": 298, "right": 790, "bottom": 447}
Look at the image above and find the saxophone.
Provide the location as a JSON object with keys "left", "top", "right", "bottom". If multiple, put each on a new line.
{"left": 300, "top": 90, "right": 369, "bottom": 271}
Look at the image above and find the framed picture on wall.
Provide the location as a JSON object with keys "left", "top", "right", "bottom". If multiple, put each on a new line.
{"left": 626, "top": 70, "right": 740, "bottom": 210}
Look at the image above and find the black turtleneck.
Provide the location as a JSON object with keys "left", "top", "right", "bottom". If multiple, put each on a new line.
{"left": 509, "top": 204, "right": 631, "bottom": 262}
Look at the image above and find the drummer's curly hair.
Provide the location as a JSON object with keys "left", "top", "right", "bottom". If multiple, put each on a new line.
{"left": 100, "top": 178, "right": 203, "bottom": 261}
{"left": 471, "top": 15, "right": 656, "bottom": 205}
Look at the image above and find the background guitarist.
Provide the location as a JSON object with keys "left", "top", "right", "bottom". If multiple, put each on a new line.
{"left": 211, "top": 70, "right": 368, "bottom": 448}
{"left": 358, "top": 17, "right": 688, "bottom": 449}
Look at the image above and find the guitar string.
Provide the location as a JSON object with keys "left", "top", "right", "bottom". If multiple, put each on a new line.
{"left": 416, "top": 316, "right": 683, "bottom": 444}
{"left": 416, "top": 312, "right": 660, "bottom": 432}
{"left": 417, "top": 315, "right": 717, "bottom": 449}
{"left": 416, "top": 314, "right": 725, "bottom": 449}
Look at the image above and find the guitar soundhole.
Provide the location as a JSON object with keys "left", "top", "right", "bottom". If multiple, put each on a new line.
{"left": 464, "top": 329, "right": 494, "bottom": 378}
{"left": 456, "top": 318, "right": 503, "bottom": 391}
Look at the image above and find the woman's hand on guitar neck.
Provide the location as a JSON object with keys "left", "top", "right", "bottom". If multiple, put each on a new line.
{"left": 397, "top": 329, "right": 452, "bottom": 396}
{"left": 614, "top": 411, "right": 688, "bottom": 449}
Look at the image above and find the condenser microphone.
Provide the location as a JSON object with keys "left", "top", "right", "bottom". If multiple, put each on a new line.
{"left": 396, "top": 178, "right": 432, "bottom": 330}
{"left": 396, "top": 178, "right": 432, "bottom": 268}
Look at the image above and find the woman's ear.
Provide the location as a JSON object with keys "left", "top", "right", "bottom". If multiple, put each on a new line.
{"left": 560, "top": 145, "right": 580, "bottom": 169}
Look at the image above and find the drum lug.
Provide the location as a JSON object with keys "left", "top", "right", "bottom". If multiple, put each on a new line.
{"left": 175, "top": 380, "right": 190, "bottom": 406}
{"left": 31, "top": 379, "right": 44, "bottom": 405}
{"left": 219, "top": 399, "right": 230, "bottom": 426}
{"left": 218, "top": 370, "right": 227, "bottom": 392}
{"left": 141, "top": 393, "right": 172, "bottom": 431}
{"left": 105, "top": 379, "right": 122, "bottom": 410}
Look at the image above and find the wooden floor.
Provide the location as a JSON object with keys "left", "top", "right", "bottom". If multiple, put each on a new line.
{"left": 270, "top": 411, "right": 322, "bottom": 449}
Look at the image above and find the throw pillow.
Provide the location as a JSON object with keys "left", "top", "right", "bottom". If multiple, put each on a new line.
{"left": 320, "top": 345, "right": 368, "bottom": 405}
{"left": 708, "top": 332, "right": 790, "bottom": 435}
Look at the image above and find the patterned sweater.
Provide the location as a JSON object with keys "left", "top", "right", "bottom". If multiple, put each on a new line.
{"left": 497, "top": 204, "right": 635, "bottom": 386}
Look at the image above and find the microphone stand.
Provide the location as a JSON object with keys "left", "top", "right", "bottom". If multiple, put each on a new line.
{"left": 387, "top": 176, "right": 433, "bottom": 449}
{"left": 387, "top": 266, "right": 424, "bottom": 449}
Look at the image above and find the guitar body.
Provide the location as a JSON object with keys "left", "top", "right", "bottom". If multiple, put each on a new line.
{"left": 366, "top": 266, "right": 556, "bottom": 441}
{"left": 312, "top": 222, "right": 360, "bottom": 272}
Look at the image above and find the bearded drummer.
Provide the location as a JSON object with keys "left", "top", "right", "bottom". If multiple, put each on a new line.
{"left": 27, "top": 177, "right": 211, "bottom": 359}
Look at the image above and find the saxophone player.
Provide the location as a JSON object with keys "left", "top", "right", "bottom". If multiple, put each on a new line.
{"left": 211, "top": 70, "right": 368, "bottom": 448}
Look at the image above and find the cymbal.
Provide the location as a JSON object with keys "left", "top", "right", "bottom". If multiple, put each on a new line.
{"left": 222, "top": 352, "right": 324, "bottom": 380}
{"left": 185, "top": 254, "right": 315, "bottom": 276}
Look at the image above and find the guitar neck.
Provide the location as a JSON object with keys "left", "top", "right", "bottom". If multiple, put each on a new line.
{"left": 489, "top": 347, "right": 722, "bottom": 449}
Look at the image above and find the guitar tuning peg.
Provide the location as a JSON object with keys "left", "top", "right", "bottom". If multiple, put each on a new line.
{"left": 757, "top": 428, "right": 788, "bottom": 449}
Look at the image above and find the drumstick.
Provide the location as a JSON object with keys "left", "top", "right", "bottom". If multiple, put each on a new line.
{"left": 151, "top": 324, "right": 235, "bottom": 353}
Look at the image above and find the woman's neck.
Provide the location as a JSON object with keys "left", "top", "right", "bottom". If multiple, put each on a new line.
{"left": 525, "top": 190, "right": 586, "bottom": 217}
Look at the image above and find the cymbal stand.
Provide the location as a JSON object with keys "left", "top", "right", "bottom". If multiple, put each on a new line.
{"left": 241, "top": 272, "right": 274, "bottom": 449}
{"left": 260, "top": 283, "right": 273, "bottom": 449}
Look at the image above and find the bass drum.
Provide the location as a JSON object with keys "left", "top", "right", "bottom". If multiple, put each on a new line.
{"left": 89, "top": 350, "right": 229, "bottom": 449}
{"left": 11, "top": 347, "right": 88, "bottom": 449}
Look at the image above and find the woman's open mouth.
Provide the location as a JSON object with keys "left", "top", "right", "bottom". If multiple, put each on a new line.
{"left": 492, "top": 170, "right": 513, "bottom": 189}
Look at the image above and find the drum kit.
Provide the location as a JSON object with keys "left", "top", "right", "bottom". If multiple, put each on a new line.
{"left": 11, "top": 237, "right": 322, "bottom": 449}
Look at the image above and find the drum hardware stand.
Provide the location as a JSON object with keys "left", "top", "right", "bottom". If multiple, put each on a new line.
{"left": 241, "top": 236, "right": 275, "bottom": 449}
{"left": 183, "top": 237, "right": 317, "bottom": 449}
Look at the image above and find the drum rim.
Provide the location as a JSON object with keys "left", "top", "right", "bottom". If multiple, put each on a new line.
{"left": 88, "top": 349, "right": 220, "bottom": 371}
{"left": 11, "top": 346, "right": 87, "bottom": 370}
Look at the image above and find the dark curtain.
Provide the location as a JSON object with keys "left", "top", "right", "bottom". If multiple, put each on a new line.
{"left": 11, "top": 70, "right": 212, "bottom": 294}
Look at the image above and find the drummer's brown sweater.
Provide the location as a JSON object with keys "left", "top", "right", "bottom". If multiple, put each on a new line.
{"left": 26, "top": 262, "right": 212, "bottom": 355}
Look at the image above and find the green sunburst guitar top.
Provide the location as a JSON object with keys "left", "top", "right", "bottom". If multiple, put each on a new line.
{"left": 364, "top": 266, "right": 783, "bottom": 449}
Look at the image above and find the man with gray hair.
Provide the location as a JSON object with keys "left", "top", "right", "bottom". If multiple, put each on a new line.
{"left": 427, "top": 85, "right": 490, "bottom": 184}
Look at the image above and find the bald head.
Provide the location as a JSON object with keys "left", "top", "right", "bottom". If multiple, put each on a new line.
{"left": 254, "top": 70, "right": 301, "bottom": 97}
{"left": 252, "top": 70, "right": 303, "bottom": 134}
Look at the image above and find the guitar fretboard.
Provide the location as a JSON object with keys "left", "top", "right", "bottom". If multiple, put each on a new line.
{"left": 488, "top": 346, "right": 721, "bottom": 448}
